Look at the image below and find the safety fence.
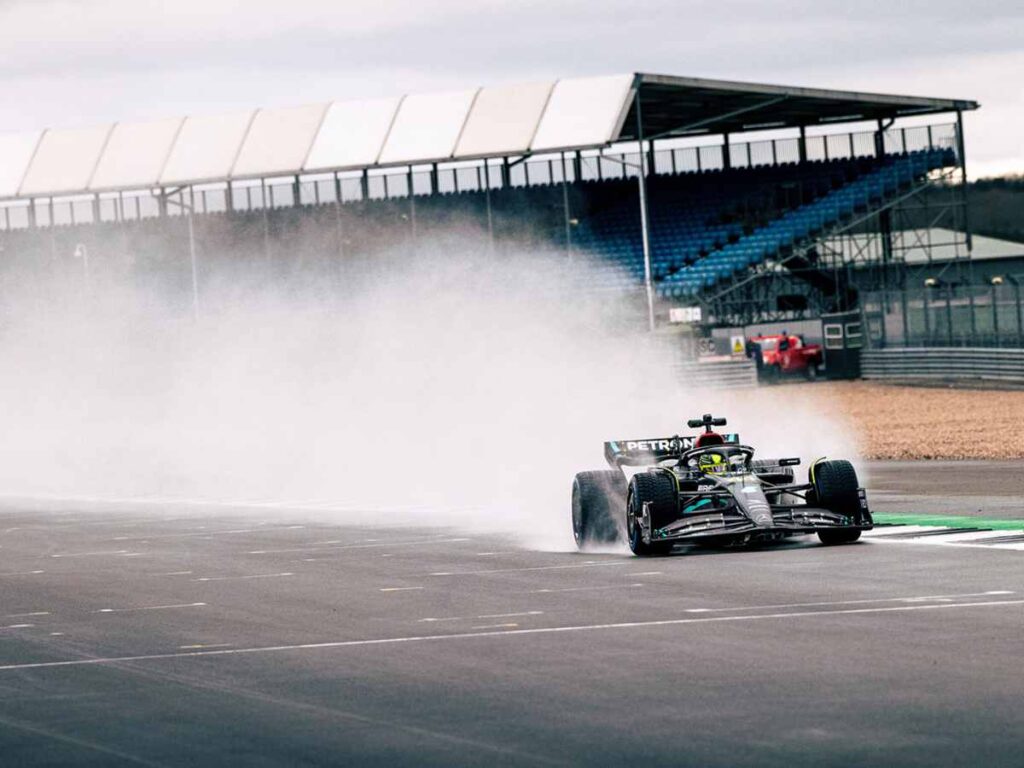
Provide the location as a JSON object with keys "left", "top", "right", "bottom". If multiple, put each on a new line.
{"left": 861, "top": 348, "right": 1024, "bottom": 384}
{"left": 864, "top": 282, "right": 1024, "bottom": 349}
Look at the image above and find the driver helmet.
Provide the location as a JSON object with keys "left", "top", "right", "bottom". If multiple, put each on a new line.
{"left": 698, "top": 452, "right": 727, "bottom": 474}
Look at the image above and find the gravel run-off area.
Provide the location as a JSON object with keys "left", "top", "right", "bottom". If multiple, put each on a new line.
{"left": 769, "top": 380, "right": 1024, "bottom": 460}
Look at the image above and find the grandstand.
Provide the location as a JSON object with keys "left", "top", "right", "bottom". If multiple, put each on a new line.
{"left": 0, "top": 73, "right": 977, "bottom": 329}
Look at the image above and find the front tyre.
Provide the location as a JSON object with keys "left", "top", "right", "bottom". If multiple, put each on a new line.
{"left": 812, "top": 459, "right": 862, "bottom": 545}
{"left": 572, "top": 471, "right": 625, "bottom": 550}
{"left": 818, "top": 528, "right": 862, "bottom": 545}
{"left": 626, "top": 473, "right": 676, "bottom": 556}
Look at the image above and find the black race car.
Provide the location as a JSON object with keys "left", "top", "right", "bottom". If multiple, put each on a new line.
{"left": 571, "top": 414, "right": 871, "bottom": 556}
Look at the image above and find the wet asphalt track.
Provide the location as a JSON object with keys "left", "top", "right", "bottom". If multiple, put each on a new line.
{"left": 1, "top": 465, "right": 1023, "bottom": 767}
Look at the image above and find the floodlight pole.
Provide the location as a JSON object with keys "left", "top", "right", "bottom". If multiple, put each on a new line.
{"left": 634, "top": 88, "right": 656, "bottom": 332}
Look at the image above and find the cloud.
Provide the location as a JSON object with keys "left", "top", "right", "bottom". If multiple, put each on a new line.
{"left": 0, "top": 0, "right": 1020, "bottom": 174}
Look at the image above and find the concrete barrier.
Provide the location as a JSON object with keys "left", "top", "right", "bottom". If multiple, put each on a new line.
{"left": 675, "top": 355, "right": 758, "bottom": 389}
{"left": 861, "top": 348, "right": 1024, "bottom": 384}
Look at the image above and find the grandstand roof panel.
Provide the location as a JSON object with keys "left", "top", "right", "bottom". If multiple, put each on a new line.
{"left": 0, "top": 130, "right": 42, "bottom": 199}
{"left": 454, "top": 81, "right": 554, "bottom": 160}
{"left": 3, "top": 71, "right": 977, "bottom": 201}
{"left": 530, "top": 74, "right": 636, "bottom": 153}
{"left": 621, "top": 74, "right": 979, "bottom": 140}
{"left": 89, "top": 117, "right": 184, "bottom": 192}
{"left": 159, "top": 110, "right": 255, "bottom": 186}
{"left": 19, "top": 124, "right": 113, "bottom": 196}
{"left": 377, "top": 89, "right": 478, "bottom": 166}
{"left": 231, "top": 103, "right": 329, "bottom": 179}
{"left": 302, "top": 96, "right": 401, "bottom": 173}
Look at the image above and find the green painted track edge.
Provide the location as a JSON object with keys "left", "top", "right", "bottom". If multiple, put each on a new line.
{"left": 875, "top": 513, "right": 1024, "bottom": 531}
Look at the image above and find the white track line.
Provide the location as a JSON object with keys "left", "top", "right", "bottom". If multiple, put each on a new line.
{"left": 193, "top": 573, "right": 293, "bottom": 582}
{"left": 1, "top": 598, "right": 1022, "bottom": 673}
{"left": 948, "top": 541, "right": 1024, "bottom": 552}
{"left": 112, "top": 526, "right": 305, "bottom": 541}
{"left": 249, "top": 537, "right": 470, "bottom": 555}
{"left": 430, "top": 562, "right": 628, "bottom": 577}
{"left": 379, "top": 587, "right": 424, "bottom": 593}
{"left": 532, "top": 583, "right": 645, "bottom": 594}
{"left": 50, "top": 550, "right": 136, "bottom": 559}
{"left": 0, "top": 570, "right": 45, "bottom": 577}
{"left": 682, "top": 590, "right": 1014, "bottom": 613}
{"left": 420, "top": 612, "right": 543, "bottom": 623}
{"left": 867, "top": 532, "right": 1024, "bottom": 551}
{"left": 95, "top": 602, "right": 207, "bottom": 614}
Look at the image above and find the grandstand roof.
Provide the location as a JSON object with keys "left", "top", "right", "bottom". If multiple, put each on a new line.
{"left": 0, "top": 72, "right": 977, "bottom": 201}
{"left": 624, "top": 74, "right": 979, "bottom": 140}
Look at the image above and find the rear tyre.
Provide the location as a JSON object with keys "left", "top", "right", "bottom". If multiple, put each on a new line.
{"left": 626, "top": 472, "right": 677, "bottom": 556}
{"left": 572, "top": 471, "right": 625, "bottom": 550}
{"left": 805, "top": 364, "right": 819, "bottom": 381}
{"left": 812, "top": 459, "right": 862, "bottom": 545}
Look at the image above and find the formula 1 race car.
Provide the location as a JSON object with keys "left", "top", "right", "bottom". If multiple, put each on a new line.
{"left": 571, "top": 414, "right": 871, "bottom": 556}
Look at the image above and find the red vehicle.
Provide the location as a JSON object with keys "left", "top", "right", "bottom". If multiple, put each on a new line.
{"left": 748, "top": 333, "right": 823, "bottom": 381}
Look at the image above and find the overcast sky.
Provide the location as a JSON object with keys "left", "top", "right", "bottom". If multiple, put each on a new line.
{"left": 1, "top": 0, "right": 1021, "bottom": 177}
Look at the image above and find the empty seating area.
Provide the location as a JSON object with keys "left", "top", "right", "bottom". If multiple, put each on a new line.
{"left": 0, "top": 142, "right": 957, "bottom": 307}
{"left": 570, "top": 147, "right": 955, "bottom": 296}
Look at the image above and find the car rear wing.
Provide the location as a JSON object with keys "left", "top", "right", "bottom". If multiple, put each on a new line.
{"left": 604, "top": 434, "right": 740, "bottom": 468}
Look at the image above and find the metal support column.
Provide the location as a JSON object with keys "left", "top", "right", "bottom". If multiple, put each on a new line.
{"left": 484, "top": 161, "right": 495, "bottom": 251}
{"left": 798, "top": 126, "right": 807, "bottom": 164}
{"left": 1011, "top": 277, "right": 1024, "bottom": 347}
{"left": 333, "top": 172, "right": 344, "bottom": 260}
{"left": 900, "top": 287, "right": 910, "bottom": 346}
{"left": 409, "top": 185, "right": 417, "bottom": 253}
{"left": 261, "top": 179, "right": 271, "bottom": 262}
{"left": 968, "top": 287, "right": 977, "bottom": 344}
{"left": 923, "top": 287, "right": 933, "bottom": 343}
{"left": 956, "top": 109, "right": 973, "bottom": 255}
{"left": 722, "top": 133, "right": 731, "bottom": 170}
{"left": 562, "top": 153, "right": 572, "bottom": 260}
{"left": 634, "top": 88, "right": 656, "bottom": 331}
{"left": 945, "top": 284, "right": 954, "bottom": 346}
{"left": 991, "top": 283, "right": 1000, "bottom": 346}
{"left": 187, "top": 188, "right": 200, "bottom": 321}
{"left": 876, "top": 120, "right": 894, "bottom": 300}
